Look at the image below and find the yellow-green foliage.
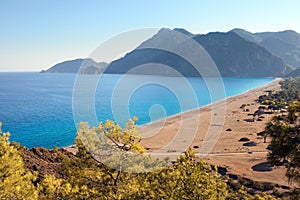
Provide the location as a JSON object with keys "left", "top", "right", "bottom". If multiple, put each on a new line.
{"left": 58, "top": 119, "right": 230, "bottom": 199}
{"left": 227, "top": 186, "right": 279, "bottom": 200}
{"left": 0, "top": 127, "right": 38, "bottom": 199}
{"left": 40, "top": 147, "right": 229, "bottom": 200}
{"left": 253, "top": 193, "right": 280, "bottom": 200}
{"left": 118, "top": 148, "right": 229, "bottom": 200}
{"left": 76, "top": 118, "right": 145, "bottom": 155}
{"left": 38, "top": 175, "right": 100, "bottom": 200}
{"left": 75, "top": 118, "right": 165, "bottom": 173}
{"left": 0, "top": 120, "right": 282, "bottom": 199}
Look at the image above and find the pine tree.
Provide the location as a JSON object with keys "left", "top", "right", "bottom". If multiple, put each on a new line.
{"left": 0, "top": 123, "right": 38, "bottom": 199}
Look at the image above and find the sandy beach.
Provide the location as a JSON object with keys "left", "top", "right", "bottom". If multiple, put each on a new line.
{"left": 139, "top": 78, "right": 281, "bottom": 153}
{"left": 66, "top": 78, "right": 295, "bottom": 186}
{"left": 139, "top": 78, "right": 297, "bottom": 186}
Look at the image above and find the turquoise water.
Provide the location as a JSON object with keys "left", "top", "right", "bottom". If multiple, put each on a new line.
{"left": 0, "top": 72, "right": 274, "bottom": 148}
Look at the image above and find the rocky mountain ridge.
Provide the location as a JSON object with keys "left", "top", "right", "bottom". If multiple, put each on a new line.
{"left": 42, "top": 28, "right": 300, "bottom": 77}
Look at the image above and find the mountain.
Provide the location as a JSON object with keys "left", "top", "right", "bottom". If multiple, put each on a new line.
{"left": 230, "top": 28, "right": 262, "bottom": 43}
{"left": 193, "top": 31, "right": 289, "bottom": 77}
{"left": 285, "top": 68, "right": 300, "bottom": 77}
{"left": 256, "top": 30, "right": 300, "bottom": 46}
{"left": 259, "top": 37, "right": 300, "bottom": 68}
{"left": 105, "top": 28, "right": 289, "bottom": 77}
{"left": 232, "top": 29, "right": 300, "bottom": 68}
{"left": 41, "top": 58, "right": 107, "bottom": 74}
{"left": 42, "top": 27, "right": 300, "bottom": 77}
{"left": 173, "top": 28, "right": 194, "bottom": 37}
{"left": 105, "top": 28, "right": 202, "bottom": 76}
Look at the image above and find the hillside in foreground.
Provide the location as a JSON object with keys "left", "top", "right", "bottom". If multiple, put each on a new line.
{"left": 0, "top": 130, "right": 294, "bottom": 199}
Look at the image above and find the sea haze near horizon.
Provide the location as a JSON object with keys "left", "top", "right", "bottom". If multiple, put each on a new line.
{"left": 0, "top": 72, "right": 274, "bottom": 148}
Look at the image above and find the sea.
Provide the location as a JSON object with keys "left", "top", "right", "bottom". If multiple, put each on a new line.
{"left": 0, "top": 72, "right": 274, "bottom": 148}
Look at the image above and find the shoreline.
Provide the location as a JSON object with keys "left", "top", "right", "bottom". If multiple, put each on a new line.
{"left": 137, "top": 78, "right": 294, "bottom": 186}
{"left": 64, "top": 78, "right": 281, "bottom": 151}
{"left": 64, "top": 78, "right": 295, "bottom": 186}
{"left": 138, "top": 77, "right": 281, "bottom": 129}
{"left": 138, "top": 78, "right": 281, "bottom": 150}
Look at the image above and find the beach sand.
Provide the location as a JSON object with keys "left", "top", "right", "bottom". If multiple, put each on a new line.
{"left": 139, "top": 78, "right": 296, "bottom": 186}
{"left": 66, "top": 78, "right": 296, "bottom": 186}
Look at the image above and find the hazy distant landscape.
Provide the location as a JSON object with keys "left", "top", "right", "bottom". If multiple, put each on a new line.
{"left": 43, "top": 28, "right": 300, "bottom": 77}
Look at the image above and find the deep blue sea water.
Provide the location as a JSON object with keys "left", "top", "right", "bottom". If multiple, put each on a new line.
{"left": 0, "top": 72, "right": 274, "bottom": 148}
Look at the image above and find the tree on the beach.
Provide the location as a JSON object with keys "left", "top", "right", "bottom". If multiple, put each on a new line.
{"left": 266, "top": 120, "right": 293, "bottom": 164}
{"left": 287, "top": 101, "right": 300, "bottom": 124}
{"left": 266, "top": 101, "right": 300, "bottom": 183}
{"left": 259, "top": 77, "right": 300, "bottom": 184}
{"left": 258, "top": 77, "right": 300, "bottom": 107}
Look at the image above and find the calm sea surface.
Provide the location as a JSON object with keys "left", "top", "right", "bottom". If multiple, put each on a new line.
{"left": 0, "top": 72, "right": 274, "bottom": 148}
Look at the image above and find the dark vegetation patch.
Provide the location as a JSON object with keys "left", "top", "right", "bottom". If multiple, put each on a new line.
{"left": 244, "top": 118, "right": 254, "bottom": 122}
{"left": 239, "top": 137, "right": 250, "bottom": 142}
{"left": 240, "top": 104, "right": 246, "bottom": 109}
{"left": 257, "top": 131, "right": 266, "bottom": 137}
{"left": 243, "top": 142, "right": 257, "bottom": 146}
{"left": 252, "top": 162, "right": 273, "bottom": 172}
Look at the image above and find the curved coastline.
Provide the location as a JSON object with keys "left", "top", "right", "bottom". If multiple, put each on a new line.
{"left": 65, "top": 78, "right": 281, "bottom": 151}
{"left": 138, "top": 78, "right": 281, "bottom": 150}
{"left": 64, "top": 78, "right": 292, "bottom": 187}
{"left": 137, "top": 78, "right": 291, "bottom": 186}
{"left": 138, "top": 78, "right": 281, "bottom": 130}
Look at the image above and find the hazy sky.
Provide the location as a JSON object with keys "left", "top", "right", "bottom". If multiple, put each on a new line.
{"left": 0, "top": 0, "right": 299, "bottom": 72}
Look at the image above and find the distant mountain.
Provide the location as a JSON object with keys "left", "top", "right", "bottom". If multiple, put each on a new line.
{"left": 193, "top": 31, "right": 289, "bottom": 77}
{"left": 230, "top": 28, "right": 262, "bottom": 43}
{"left": 41, "top": 58, "right": 107, "bottom": 74}
{"left": 285, "top": 68, "right": 300, "bottom": 77}
{"left": 232, "top": 29, "right": 300, "bottom": 68}
{"left": 105, "top": 28, "right": 202, "bottom": 76}
{"left": 105, "top": 28, "right": 289, "bottom": 77}
{"left": 256, "top": 30, "right": 300, "bottom": 46}
{"left": 42, "top": 27, "right": 300, "bottom": 77}
{"left": 173, "top": 28, "right": 194, "bottom": 37}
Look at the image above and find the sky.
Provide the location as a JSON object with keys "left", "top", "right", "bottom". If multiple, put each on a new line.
{"left": 0, "top": 0, "right": 299, "bottom": 72}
